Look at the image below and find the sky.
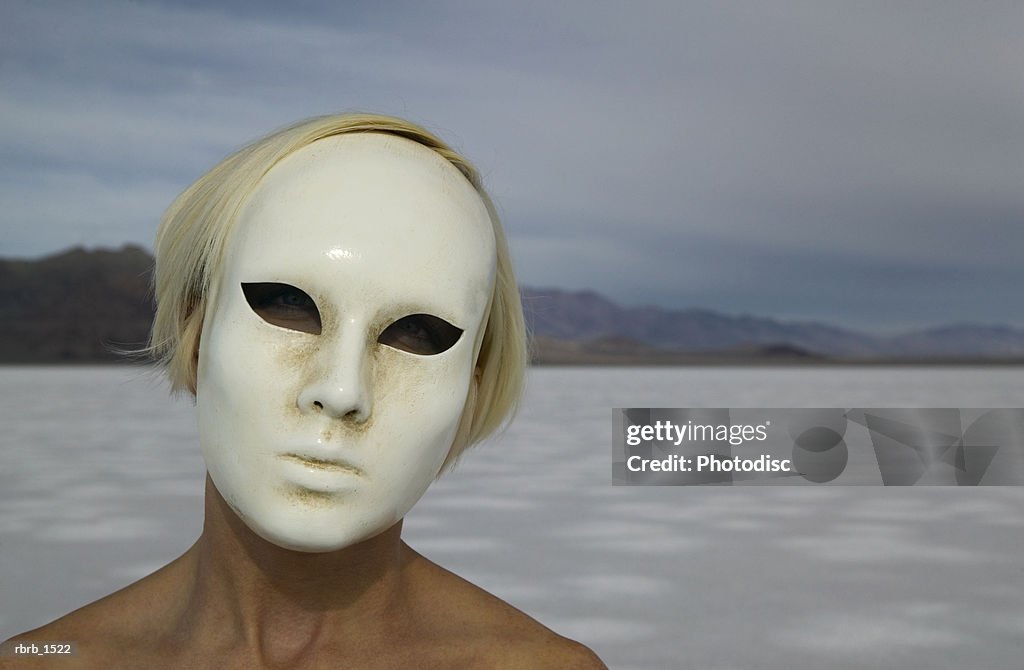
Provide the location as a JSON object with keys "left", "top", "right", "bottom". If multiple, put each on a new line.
{"left": 2, "top": 0, "right": 1022, "bottom": 332}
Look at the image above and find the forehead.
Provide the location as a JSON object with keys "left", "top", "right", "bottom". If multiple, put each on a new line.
{"left": 222, "top": 133, "right": 496, "bottom": 316}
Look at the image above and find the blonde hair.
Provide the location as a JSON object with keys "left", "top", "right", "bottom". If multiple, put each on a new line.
{"left": 149, "top": 113, "right": 527, "bottom": 459}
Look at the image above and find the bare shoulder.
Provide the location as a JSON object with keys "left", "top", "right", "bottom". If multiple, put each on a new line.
{"left": 404, "top": 547, "right": 607, "bottom": 668}
{"left": 1, "top": 610, "right": 116, "bottom": 670}
{"left": 1, "top": 560, "right": 185, "bottom": 669}
{"left": 1, "top": 590, "right": 149, "bottom": 669}
{"left": 495, "top": 634, "right": 608, "bottom": 669}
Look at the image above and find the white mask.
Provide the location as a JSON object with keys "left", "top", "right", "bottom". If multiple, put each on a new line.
{"left": 196, "top": 133, "right": 496, "bottom": 552}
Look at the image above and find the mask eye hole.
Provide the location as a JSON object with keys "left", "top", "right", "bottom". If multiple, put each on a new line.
{"left": 378, "top": 314, "right": 463, "bottom": 355}
{"left": 241, "top": 282, "right": 322, "bottom": 334}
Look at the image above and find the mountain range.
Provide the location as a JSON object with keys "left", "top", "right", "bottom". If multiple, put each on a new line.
{"left": 2, "top": 246, "right": 1022, "bottom": 363}
{"left": 522, "top": 287, "right": 1024, "bottom": 359}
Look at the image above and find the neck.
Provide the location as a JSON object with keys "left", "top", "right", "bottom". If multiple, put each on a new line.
{"left": 177, "top": 476, "right": 411, "bottom": 666}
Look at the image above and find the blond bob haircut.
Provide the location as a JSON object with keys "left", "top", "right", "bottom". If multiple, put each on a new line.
{"left": 149, "top": 113, "right": 527, "bottom": 464}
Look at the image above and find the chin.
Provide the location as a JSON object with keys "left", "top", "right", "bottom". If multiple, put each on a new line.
{"left": 259, "top": 530, "right": 364, "bottom": 554}
{"left": 241, "top": 503, "right": 397, "bottom": 553}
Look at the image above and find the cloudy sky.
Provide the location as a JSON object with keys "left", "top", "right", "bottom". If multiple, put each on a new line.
{"left": 2, "top": 1, "right": 1022, "bottom": 331}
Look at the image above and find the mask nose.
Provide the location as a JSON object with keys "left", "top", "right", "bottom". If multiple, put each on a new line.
{"left": 297, "top": 331, "right": 372, "bottom": 423}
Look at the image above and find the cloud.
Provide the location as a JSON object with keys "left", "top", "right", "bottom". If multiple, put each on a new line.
{"left": 2, "top": 0, "right": 1022, "bottom": 327}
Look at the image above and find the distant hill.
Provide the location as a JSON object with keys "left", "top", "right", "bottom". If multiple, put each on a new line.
{"left": 2, "top": 247, "right": 1023, "bottom": 364}
{"left": 522, "top": 287, "right": 1024, "bottom": 359}
{"left": 522, "top": 288, "right": 875, "bottom": 356}
{"left": 0, "top": 245, "right": 153, "bottom": 362}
